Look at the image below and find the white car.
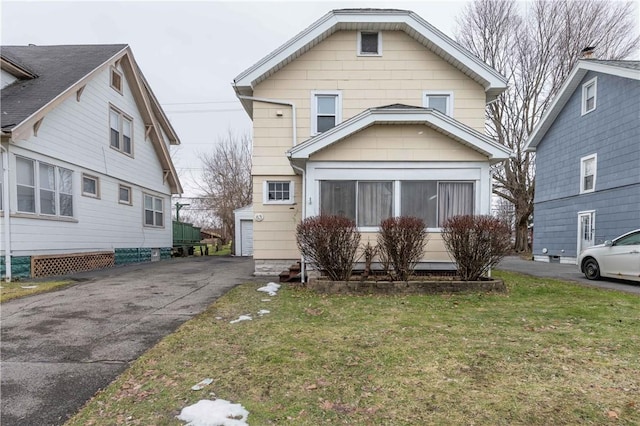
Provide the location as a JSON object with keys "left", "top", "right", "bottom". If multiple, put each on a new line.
{"left": 578, "top": 229, "right": 640, "bottom": 282}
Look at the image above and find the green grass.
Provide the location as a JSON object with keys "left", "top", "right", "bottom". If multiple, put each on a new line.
{"left": 0, "top": 279, "right": 75, "bottom": 303}
{"left": 192, "top": 243, "right": 232, "bottom": 257}
{"left": 66, "top": 271, "right": 640, "bottom": 425}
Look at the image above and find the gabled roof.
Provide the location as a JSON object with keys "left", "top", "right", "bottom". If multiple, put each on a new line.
{"left": 525, "top": 59, "right": 640, "bottom": 151}
{"left": 0, "top": 44, "right": 183, "bottom": 193}
{"left": 287, "top": 104, "right": 512, "bottom": 165}
{"left": 232, "top": 9, "right": 507, "bottom": 116}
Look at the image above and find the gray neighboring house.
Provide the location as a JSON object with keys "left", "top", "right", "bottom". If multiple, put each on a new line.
{"left": 525, "top": 59, "right": 640, "bottom": 264}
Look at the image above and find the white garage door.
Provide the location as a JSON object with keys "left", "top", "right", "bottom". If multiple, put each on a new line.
{"left": 240, "top": 220, "right": 254, "bottom": 256}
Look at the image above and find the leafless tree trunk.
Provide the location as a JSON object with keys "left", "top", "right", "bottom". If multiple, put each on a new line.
{"left": 456, "top": 0, "right": 639, "bottom": 252}
{"left": 195, "top": 131, "right": 252, "bottom": 243}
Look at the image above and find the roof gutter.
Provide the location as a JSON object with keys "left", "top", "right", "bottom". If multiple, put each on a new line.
{"left": 1, "top": 142, "right": 11, "bottom": 282}
{"left": 237, "top": 95, "right": 297, "bottom": 146}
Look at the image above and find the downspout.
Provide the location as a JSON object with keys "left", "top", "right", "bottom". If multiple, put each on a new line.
{"left": 1, "top": 142, "right": 11, "bottom": 282}
{"left": 236, "top": 95, "right": 306, "bottom": 281}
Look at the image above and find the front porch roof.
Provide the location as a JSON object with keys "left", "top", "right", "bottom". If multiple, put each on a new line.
{"left": 286, "top": 104, "right": 513, "bottom": 167}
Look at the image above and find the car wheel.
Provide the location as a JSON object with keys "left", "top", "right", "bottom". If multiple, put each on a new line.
{"left": 583, "top": 258, "right": 600, "bottom": 280}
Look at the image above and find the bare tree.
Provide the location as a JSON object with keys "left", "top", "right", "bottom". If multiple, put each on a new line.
{"left": 196, "top": 131, "right": 252, "bottom": 242}
{"left": 456, "top": 0, "right": 639, "bottom": 252}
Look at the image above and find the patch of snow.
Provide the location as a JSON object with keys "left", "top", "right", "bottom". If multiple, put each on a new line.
{"left": 230, "top": 315, "right": 252, "bottom": 324}
{"left": 257, "top": 309, "right": 270, "bottom": 316}
{"left": 20, "top": 285, "right": 38, "bottom": 289}
{"left": 191, "top": 378, "right": 214, "bottom": 391}
{"left": 177, "top": 399, "right": 249, "bottom": 426}
{"left": 261, "top": 298, "right": 271, "bottom": 302}
{"left": 257, "top": 282, "right": 280, "bottom": 296}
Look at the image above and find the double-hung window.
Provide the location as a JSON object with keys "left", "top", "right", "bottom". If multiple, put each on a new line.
{"left": 423, "top": 91, "right": 453, "bottom": 116}
{"left": 0, "top": 154, "right": 3, "bottom": 210}
{"left": 16, "top": 156, "right": 73, "bottom": 217}
{"left": 264, "top": 180, "right": 294, "bottom": 204}
{"left": 311, "top": 91, "right": 341, "bottom": 135}
{"left": 109, "top": 107, "right": 133, "bottom": 155}
{"left": 581, "top": 77, "right": 597, "bottom": 115}
{"left": 144, "top": 193, "right": 164, "bottom": 227}
{"left": 580, "top": 154, "right": 597, "bottom": 193}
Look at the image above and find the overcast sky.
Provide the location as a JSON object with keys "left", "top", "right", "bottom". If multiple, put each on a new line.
{"left": 1, "top": 0, "right": 473, "bottom": 198}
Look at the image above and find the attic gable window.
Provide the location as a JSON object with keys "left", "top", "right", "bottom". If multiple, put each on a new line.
{"left": 110, "top": 66, "right": 123, "bottom": 94}
{"left": 358, "top": 31, "right": 381, "bottom": 56}
{"left": 581, "top": 77, "right": 597, "bottom": 115}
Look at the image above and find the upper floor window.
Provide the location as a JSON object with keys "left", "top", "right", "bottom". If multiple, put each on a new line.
{"left": 311, "top": 91, "right": 342, "bottom": 135}
{"left": 581, "top": 77, "right": 597, "bottom": 115}
{"left": 358, "top": 31, "right": 381, "bottom": 56}
{"left": 110, "top": 66, "right": 123, "bottom": 94}
{"left": 16, "top": 156, "right": 73, "bottom": 217}
{"left": 424, "top": 91, "right": 453, "bottom": 116}
{"left": 82, "top": 174, "right": 100, "bottom": 198}
{"left": 109, "top": 106, "right": 133, "bottom": 155}
{"left": 264, "top": 180, "right": 295, "bottom": 204}
{"left": 144, "top": 193, "right": 164, "bottom": 227}
{"left": 580, "top": 154, "right": 597, "bottom": 193}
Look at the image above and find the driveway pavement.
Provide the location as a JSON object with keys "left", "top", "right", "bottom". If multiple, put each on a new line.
{"left": 1, "top": 256, "right": 256, "bottom": 426}
{"left": 498, "top": 256, "right": 640, "bottom": 295}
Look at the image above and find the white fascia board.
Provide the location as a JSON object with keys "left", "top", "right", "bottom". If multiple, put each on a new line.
{"left": 232, "top": 10, "right": 507, "bottom": 100}
{"left": 526, "top": 60, "right": 640, "bottom": 151}
{"left": 288, "top": 108, "right": 511, "bottom": 161}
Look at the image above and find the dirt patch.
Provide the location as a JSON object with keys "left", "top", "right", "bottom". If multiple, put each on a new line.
{"left": 307, "top": 277, "right": 506, "bottom": 295}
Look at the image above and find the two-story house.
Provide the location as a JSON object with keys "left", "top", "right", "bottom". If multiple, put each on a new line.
{"left": 525, "top": 59, "right": 640, "bottom": 264}
{"left": 1, "top": 44, "right": 182, "bottom": 279}
{"left": 232, "top": 9, "right": 511, "bottom": 276}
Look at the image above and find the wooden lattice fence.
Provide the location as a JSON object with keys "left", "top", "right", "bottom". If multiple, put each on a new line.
{"left": 31, "top": 252, "right": 114, "bottom": 278}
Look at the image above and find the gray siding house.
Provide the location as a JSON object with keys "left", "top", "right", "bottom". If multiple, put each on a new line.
{"left": 525, "top": 60, "right": 640, "bottom": 264}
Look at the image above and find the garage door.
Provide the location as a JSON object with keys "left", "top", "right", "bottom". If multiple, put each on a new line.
{"left": 240, "top": 220, "right": 253, "bottom": 256}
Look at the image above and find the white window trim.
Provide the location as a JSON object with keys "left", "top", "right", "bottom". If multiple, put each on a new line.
{"left": 109, "top": 105, "right": 134, "bottom": 156}
{"left": 310, "top": 91, "right": 342, "bottom": 136}
{"left": 580, "top": 153, "right": 597, "bottom": 194}
{"left": 263, "top": 180, "right": 295, "bottom": 205}
{"left": 143, "top": 193, "right": 164, "bottom": 228}
{"left": 423, "top": 91, "right": 454, "bottom": 117}
{"left": 357, "top": 31, "right": 382, "bottom": 56}
{"left": 81, "top": 173, "right": 100, "bottom": 198}
{"left": 581, "top": 77, "right": 597, "bottom": 116}
{"left": 118, "top": 184, "right": 132, "bottom": 205}
{"left": 110, "top": 66, "right": 123, "bottom": 95}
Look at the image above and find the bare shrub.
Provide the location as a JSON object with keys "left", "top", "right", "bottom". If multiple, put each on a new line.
{"left": 296, "top": 215, "right": 361, "bottom": 281}
{"left": 441, "top": 215, "right": 511, "bottom": 281}
{"left": 361, "top": 241, "right": 378, "bottom": 278}
{"left": 377, "top": 217, "right": 428, "bottom": 281}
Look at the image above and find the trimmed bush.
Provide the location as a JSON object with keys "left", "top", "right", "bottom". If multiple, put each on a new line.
{"left": 296, "top": 215, "right": 361, "bottom": 281}
{"left": 441, "top": 215, "right": 511, "bottom": 281}
{"left": 377, "top": 216, "right": 428, "bottom": 281}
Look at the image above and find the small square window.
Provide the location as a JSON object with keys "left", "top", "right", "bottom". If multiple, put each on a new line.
{"left": 359, "top": 32, "right": 380, "bottom": 55}
{"left": 264, "top": 181, "right": 294, "bottom": 204}
{"left": 110, "top": 67, "right": 123, "bottom": 94}
{"left": 423, "top": 91, "right": 454, "bottom": 116}
{"left": 581, "top": 77, "right": 597, "bottom": 115}
{"left": 119, "top": 184, "right": 132, "bottom": 205}
{"left": 82, "top": 174, "right": 100, "bottom": 198}
{"left": 580, "top": 154, "right": 597, "bottom": 193}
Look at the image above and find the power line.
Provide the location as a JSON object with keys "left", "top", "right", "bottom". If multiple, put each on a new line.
{"left": 162, "top": 100, "right": 240, "bottom": 106}
{"left": 164, "top": 108, "right": 244, "bottom": 114}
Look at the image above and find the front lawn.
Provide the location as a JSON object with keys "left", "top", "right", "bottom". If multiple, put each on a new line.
{"left": 67, "top": 271, "right": 640, "bottom": 425}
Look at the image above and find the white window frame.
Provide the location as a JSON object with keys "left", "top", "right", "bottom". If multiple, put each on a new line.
{"left": 263, "top": 180, "right": 295, "bottom": 205}
{"left": 81, "top": 173, "right": 100, "bottom": 198}
{"left": 580, "top": 153, "right": 597, "bottom": 194}
{"left": 109, "top": 105, "right": 134, "bottom": 156}
{"left": 357, "top": 31, "right": 382, "bottom": 56}
{"left": 143, "top": 193, "right": 164, "bottom": 227}
{"left": 119, "top": 184, "right": 132, "bottom": 205}
{"left": 581, "top": 77, "right": 597, "bottom": 116}
{"left": 15, "top": 156, "right": 74, "bottom": 218}
{"left": 310, "top": 91, "right": 342, "bottom": 136}
{"left": 110, "top": 66, "right": 123, "bottom": 95}
{"left": 423, "top": 91, "right": 454, "bottom": 116}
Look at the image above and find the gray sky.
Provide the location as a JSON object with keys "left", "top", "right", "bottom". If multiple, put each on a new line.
{"left": 1, "top": 0, "right": 471, "bottom": 197}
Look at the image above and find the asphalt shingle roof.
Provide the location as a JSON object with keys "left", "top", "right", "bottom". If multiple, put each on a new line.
{"left": 585, "top": 59, "right": 640, "bottom": 71}
{"left": 1, "top": 44, "right": 127, "bottom": 130}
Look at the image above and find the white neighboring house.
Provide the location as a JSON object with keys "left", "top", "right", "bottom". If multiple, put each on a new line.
{"left": 1, "top": 44, "right": 182, "bottom": 279}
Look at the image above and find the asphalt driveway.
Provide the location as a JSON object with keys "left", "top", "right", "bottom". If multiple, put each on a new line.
{"left": 1, "top": 256, "right": 256, "bottom": 426}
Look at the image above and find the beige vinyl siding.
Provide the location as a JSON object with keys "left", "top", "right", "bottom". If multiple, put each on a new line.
{"left": 310, "top": 124, "right": 487, "bottom": 162}
{"left": 360, "top": 233, "right": 451, "bottom": 263}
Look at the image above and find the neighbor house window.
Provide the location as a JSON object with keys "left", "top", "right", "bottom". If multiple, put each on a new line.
{"left": 580, "top": 154, "right": 597, "bottom": 193}
{"left": 358, "top": 31, "right": 381, "bottom": 55}
{"left": 144, "top": 193, "right": 163, "bottom": 227}
{"left": 16, "top": 156, "right": 73, "bottom": 217}
{"left": 264, "top": 180, "right": 294, "bottom": 204}
{"left": 320, "top": 180, "right": 474, "bottom": 228}
{"left": 119, "top": 184, "right": 132, "bottom": 205}
{"left": 424, "top": 91, "right": 453, "bottom": 116}
{"left": 581, "top": 77, "right": 597, "bottom": 115}
{"left": 109, "top": 106, "right": 133, "bottom": 155}
{"left": 82, "top": 174, "right": 100, "bottom": 198}
{"left": 311, "top": 91, "right": 342, "bottom": 135}
{"left": 110, "top": 66, "right": 123, "bottom": 94}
